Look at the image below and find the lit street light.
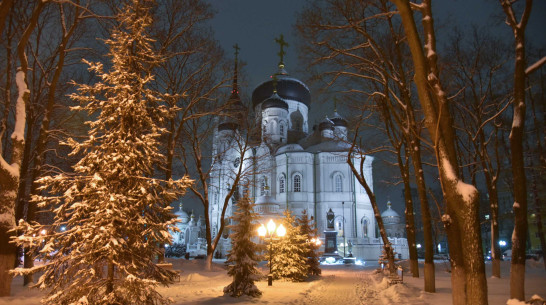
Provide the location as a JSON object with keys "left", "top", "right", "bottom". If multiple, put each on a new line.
{"left": 258, "top": 219, "right": 286, "bottom": 286}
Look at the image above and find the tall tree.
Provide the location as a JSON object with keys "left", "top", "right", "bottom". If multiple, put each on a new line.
{"left": 446, "top": 28, "right": 511, "bottom": 279}
{"left": 391, "top": 0, "right": 488, "bottom": 303}
{"left": 223, "top": 193, "right": 263, "bottom": 298}
{"left": 12, "top": 1, "right": 189, "bottom": 303}
{"left": 499, "top": 0, "right": 546, "bottom": 300}
{"left": 11, "top": 1, "right": 89, "bottom": 285}
{"left": 0, "top": 1, "right": 46, "bottom": 296}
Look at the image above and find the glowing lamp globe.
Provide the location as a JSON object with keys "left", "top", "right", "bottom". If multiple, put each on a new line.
{"left": 258, "top": 224, "right": 267, "bottom": 237}
{"left": 267, "top": 219, "right": 276, "bottom": 235}
{"left": 276, "top": 224, "right": 286, "bottom": 237}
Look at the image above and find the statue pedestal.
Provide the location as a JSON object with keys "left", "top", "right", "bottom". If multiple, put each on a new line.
{"left": 321, "top": 230, "right": 343, "bottom": 262}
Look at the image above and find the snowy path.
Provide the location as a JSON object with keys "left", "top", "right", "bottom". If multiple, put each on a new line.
{"left": 297, "top": 269, "right": 381, "bottom": 305}
{"left": 1, "top": 259, "right": 545, "bottom": 305}
{"left": 298, "top": 267, "right": 427, "bottom": 305}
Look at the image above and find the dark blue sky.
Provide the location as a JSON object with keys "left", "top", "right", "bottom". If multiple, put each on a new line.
{"left": 207, "top": 0, "right": 545, "bottom": 91}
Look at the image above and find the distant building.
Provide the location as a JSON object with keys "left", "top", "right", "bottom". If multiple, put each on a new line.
{"left": 381, "top": 201, "right": 405, "bottom": 238}
{"left": 171, "top": 203, "right": 206, "bottom": 256}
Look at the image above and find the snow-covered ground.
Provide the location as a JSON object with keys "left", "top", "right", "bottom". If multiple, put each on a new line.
{"left": 1, "top": 259, "right": 544, "bottom": 304}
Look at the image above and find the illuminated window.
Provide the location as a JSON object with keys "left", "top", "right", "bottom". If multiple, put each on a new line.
{"left": 293, "top": 174, "right": 301, "bottom": 192}
{"left": 335, "top": 175, "right": 342, "bottom": 192}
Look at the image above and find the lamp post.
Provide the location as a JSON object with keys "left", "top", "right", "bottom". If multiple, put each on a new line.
{"left": 258, "top": 219, "right": 286, "bottom": 286}
{"left": 342, "top": 201, "right": 346, "bottom": 257}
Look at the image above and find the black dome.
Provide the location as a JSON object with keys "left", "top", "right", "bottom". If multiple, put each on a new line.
{"left": 319, "top": 117, "right": 334, "bottom": 131}
{"left": 262, "top": 93, "right": 288, "bottom": 110}
{"left": 252, "top": 77, "right": 310, "bottom": 109}
{"left": 330, "top": 111, "right": 348, "bottom": 127}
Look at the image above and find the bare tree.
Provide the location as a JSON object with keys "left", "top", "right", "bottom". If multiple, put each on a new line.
{"left": 446, "top": 28, "right": 511, "bottom": 279}
{"left": 391, "top": 0, "right": 488, "bottom": 303}
{"left": 499, "top": 0, "right": 546, "bottom": 300}
{"left": 9, "top": 2, "right": 89, "bottom": 285}
{"left": 0, "top": 1, "right": 46, "bottom": 296}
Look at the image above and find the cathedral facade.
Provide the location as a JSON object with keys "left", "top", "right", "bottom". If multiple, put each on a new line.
{"left": 207, "top": 48, "right": 408, "bottom": 260}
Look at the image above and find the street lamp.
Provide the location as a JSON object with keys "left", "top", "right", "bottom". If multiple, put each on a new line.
{"left": 258, "top": 219, "right": 286, "bottom": 286}
{"left": 342, "top": 201, "right": 346, "bottom": 257}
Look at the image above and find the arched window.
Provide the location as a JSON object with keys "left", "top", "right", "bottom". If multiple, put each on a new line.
{"left": 260, "top": 178, "right": 266, "bottom": 196}
{"left": 361, "top": 218, "right": 369, "bottom": 237}
{"left": 279, "top": 175, "right": 285, "bottom": 193}
{"left": 293, "top": 174, "right": 302, "bottom": 192}
{"left": 280, "top": 124, "right": 284, "bottom": 134}
{"left": 335, "top": 175, "right": 343, "bottom": 192}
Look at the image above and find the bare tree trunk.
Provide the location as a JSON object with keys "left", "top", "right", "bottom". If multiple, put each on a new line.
{"left": 499, "top": 0, "right": 533, "bottom": 299}
{"left": 347, "top": 144, "right": 396, "bottom": 276}
{"left": 391, "top": 1, "right": 487, "bottom": 303}
{"left": 409, "top": 135, "right": 435, "bottom": 292}
{"left": 400, "top": 151, "right": 418, "bottom": 277}
{"left": 0, "top": 2, "right": 46, "bottom": 296}
{"left": 0, "top": 0, "right": 14, "bottom": 35}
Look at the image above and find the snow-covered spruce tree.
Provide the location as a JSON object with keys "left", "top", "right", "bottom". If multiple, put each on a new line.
{"left": 295, "top": 210, "right": 321, "bottom": 276}
{"left": 11, "top": 1, "right": 190, "bottom": 304}
{"left": 223, "top": 195, "right": 263, "bottom": 297}
{"left": 270, "top": 210, "right": 308, "bottom": 282}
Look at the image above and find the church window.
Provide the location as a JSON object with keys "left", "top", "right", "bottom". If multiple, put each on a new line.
{"left": 335, "top": 175, "right": 343, "bottom": 192}
{"left": 280, "top": 124, "right": 284, "bottom": 134}
{"left": 260, "top": 178, "right": 266, "bottom": 196}
{"left": 279, "top": 175, "right": 285, "bottom": 193}
{"left": 293, "top": 174, "right": 301, "bottom": 192}
{"left": 362, "top": 218, "right": 368, "bottom": 237}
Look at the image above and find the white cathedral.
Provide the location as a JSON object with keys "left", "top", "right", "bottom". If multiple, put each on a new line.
{"left": 207, "top": 43, "right": 408, "bottom": 260}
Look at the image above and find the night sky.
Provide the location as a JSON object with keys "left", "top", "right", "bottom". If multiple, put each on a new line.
{"left": 207, "top": 0, "right": 546, "bottom": 91}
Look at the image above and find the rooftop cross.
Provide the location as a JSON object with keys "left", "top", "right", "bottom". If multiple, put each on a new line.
{"left": 233, "top": 43, "right": 240, "bottom": 62}
{"left": 274, "top": 34, "right": 289, "bottom": 65}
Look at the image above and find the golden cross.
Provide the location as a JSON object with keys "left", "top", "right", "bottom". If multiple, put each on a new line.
{"left": 274, "top": 34, "right": 289, "bottom": 64}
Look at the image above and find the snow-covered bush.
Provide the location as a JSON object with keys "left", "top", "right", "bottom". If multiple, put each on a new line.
{"left": 165, "top": 243, "right": 187, "bottom": 258}
{"left": 11, "top": 1, "right": 190, "bottom": 304}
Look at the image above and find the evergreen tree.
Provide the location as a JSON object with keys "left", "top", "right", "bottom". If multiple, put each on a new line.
{"left": 12, "top": 1, "right": 190, "bottom": 304}
{"left": 296, "top": 210, "right": 321, "bottom": 276}
{"left": 223, "top": 195, "right": 263, "bottom": 297}
{"left": 270, "top": 210, "right": 308, "bottom": 282}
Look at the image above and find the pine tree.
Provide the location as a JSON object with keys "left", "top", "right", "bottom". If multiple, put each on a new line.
{"left": 270, "top": 210, "right": 308, "bottom": 282}
{"left": 12, "top": 1, "right": 190, "bottom": 304}
{"left": 296, "top": 210, "right": 321, "bottom": 276}
{"left": 223, "top": 195, "right": 263, "bottom": 297}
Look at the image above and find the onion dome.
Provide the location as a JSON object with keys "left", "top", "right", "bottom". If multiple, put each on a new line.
{"left": 253, "top": 77, "right": 310, "bottom": 109}
{"left": 175, "top": 203, "right": 190, "bottom": 224}
{"left": 189, "top": 211, "right": 197, "bottom": 227}
{"left": 330, "top": 111, "right": 348, "bottom": 127}
{"left": 381, "top": 201, "right": 401, "bottom": 224}
{"left": 262, "top": 92, "right": 288, "bottom": 110}
{"left": 319, "top": 116, "right": 334, "bottom": 131}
